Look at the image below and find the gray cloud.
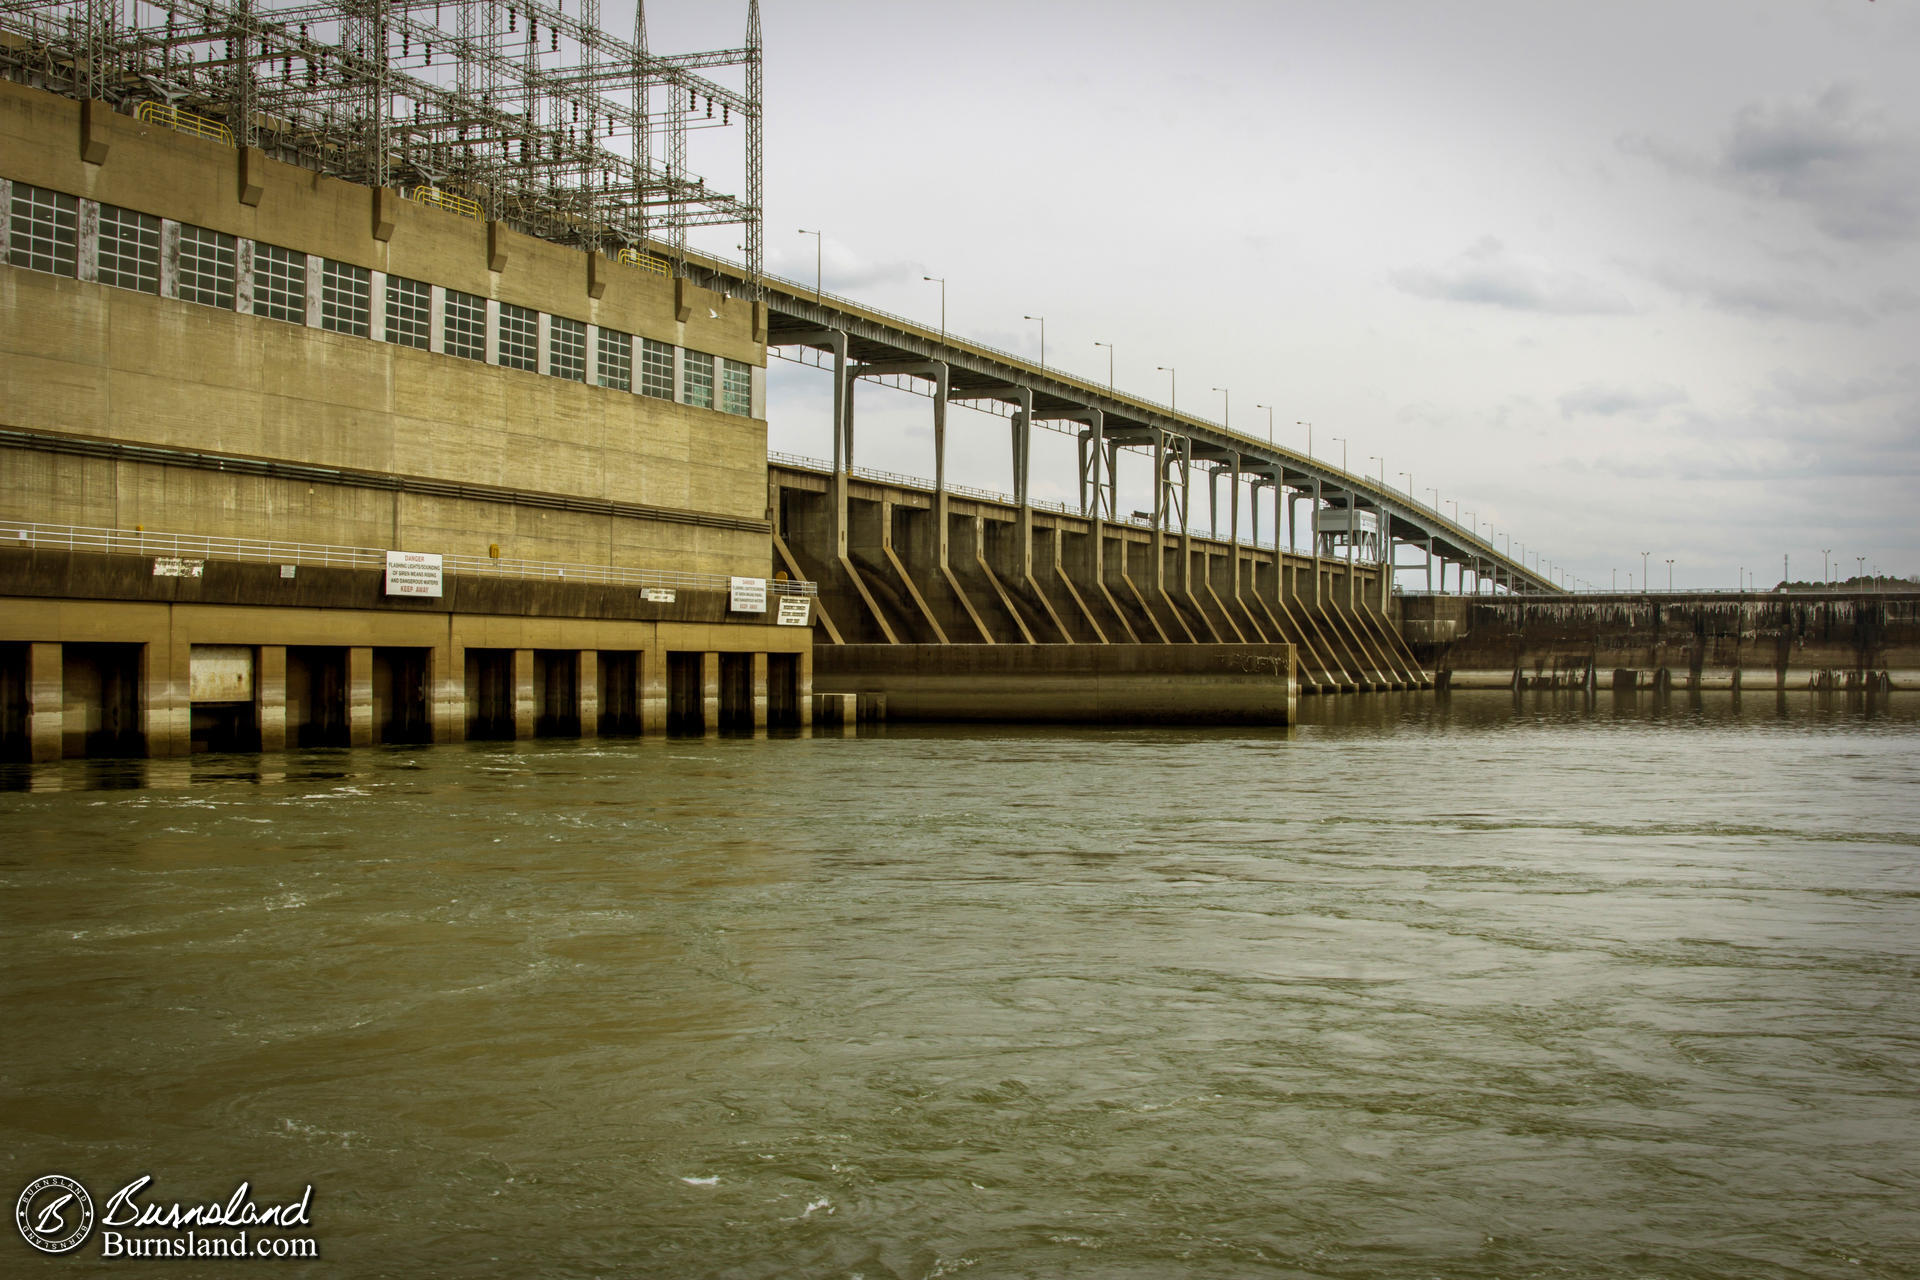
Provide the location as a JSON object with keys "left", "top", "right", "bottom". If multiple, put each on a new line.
{"left": 1557, "top": 382, "right": 1689, "bottom": 419}
{"left": 1623, "top": 85, "right": 1920, "bottom": 244}
{"left": 1391, "top": 237, "right": 1634, "bottom": 315}
{"left": 1629, "top": 259, "right": 1875, "bottom": 324}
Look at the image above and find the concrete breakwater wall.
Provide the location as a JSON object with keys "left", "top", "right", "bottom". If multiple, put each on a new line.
{"left": 813, "top": 643, "right": 1298, "bottom": 725}
{"left": 1400, "top": 593, "right": 1920, "bottom": 691}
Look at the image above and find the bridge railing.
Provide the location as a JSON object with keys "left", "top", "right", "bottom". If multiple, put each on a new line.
{"left": 1, "top": 521, "right": 818, "bottom": 596}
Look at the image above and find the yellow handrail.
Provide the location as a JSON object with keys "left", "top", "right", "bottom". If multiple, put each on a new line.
{"left": 618, "top": 247, "right": 669, "bottom": 277}
{"left": 408, "top": 187, "right": 482, "bottom": 220}
{"left": 135, "top": 101, "right": 235, "bottom": 147}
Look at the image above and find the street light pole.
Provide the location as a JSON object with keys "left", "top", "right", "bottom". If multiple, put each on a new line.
{"left": 1213, "top": 386, "right": 1229, "bottom": 429}
{"left": 1157, "top": 365, "right": 1176, "bottom": 410}
{"left": 1666, "top": 558, "right": 1675, "bottom": 591}
{"left": 922, "top": 275, "right": 945, "bottom": 344}
{"left": 1093, "top": 341, "right": 1113, "bottom": 392}
{"left": 1821, "top": 548, "right": 1831, "bottom": 582}
{"left": 1255, "top": 403, "right": 1274, "bottom": 442}
{"left": 1332, "top": 435, "right": 1347, "bottom": 471}
{"left": 1024, "top": 314, "right": 1045, "bottom": 367}
{"left": 1642, "top": 551, "right": 1651, "bottom": 593}
{"left": 797, "top": 228, "right": 822, "bottom": 302}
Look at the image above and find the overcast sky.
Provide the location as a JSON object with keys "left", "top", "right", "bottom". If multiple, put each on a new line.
{"left": 659, "top": 0, "right": 1917, "bottom": 590}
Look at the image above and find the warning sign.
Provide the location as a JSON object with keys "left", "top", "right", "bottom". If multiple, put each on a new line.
{"left": 730, "top": 576, "right": 768, "bottom": 613}
{"left": 776, "top": 597, "right": 811, "bottom": 627}
{"left": 385, "top": 550, "right": 444, "bottom": 597}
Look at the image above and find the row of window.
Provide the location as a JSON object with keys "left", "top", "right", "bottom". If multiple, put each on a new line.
{"left": 4, "top": 180, "right": 756, "bottom": 415}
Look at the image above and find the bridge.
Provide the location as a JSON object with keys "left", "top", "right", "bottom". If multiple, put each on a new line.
{"left": 688, "top": 255, "right": 1554, "bottom": 605}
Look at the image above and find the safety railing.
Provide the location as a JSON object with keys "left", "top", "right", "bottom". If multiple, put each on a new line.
{"left": 768, "top": 452, "right": 1079, "bottom": 515}
{"left": 770, "top": 454, "right": 1320, "bottom": 550}
{"left": 408, "top": 186, "right": 483, "bottom": 220}
{"left": 1, "top": 521, "right": 816, "bottom": 596}
{"left": 135, "top": 100, "right": 234, "bottom": 147}
{"left": 618, "top": 247, "right": 670, "bottom": 277}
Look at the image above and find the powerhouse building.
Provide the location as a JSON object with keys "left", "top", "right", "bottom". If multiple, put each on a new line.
{"left": 0, "top": 79, "right": 814, "bottom": 760}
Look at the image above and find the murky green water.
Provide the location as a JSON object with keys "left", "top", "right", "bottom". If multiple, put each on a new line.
{"left": 3, "top": 692, "right": 1918, "bottom": 1278}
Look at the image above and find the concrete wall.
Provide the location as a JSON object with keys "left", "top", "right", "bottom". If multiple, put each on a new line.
{"left": 814, "top": 643, "right": 1297, "bottom": 725}
{"left": 0, "top": 550, "right": 813, "bottom": 757}
{"left": 0, "top": 80, "right": 769, "bottom": 577}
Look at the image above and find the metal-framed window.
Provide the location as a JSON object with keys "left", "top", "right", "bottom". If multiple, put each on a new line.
{"left": 176, "top": 224, "right": 237, "bottom": 309}
{"left": 385, "top": 275, "right": 430, "bottom": 349}
{"left": 720, "top": 358, "right": 753, "bottom": 416}
{"left": 549, "top": 315, "right": 586, "bottom": 382}
{"left": 444, "top": 288, "right": 486, "bottom": 360}
{"left": 681, "top": 349, "right": 715, "bottom": 409}
{"left": 320, "top": 259, "right": 371, "bottom": 336}
{"left": 638, "top": 338, "right": 673, "bottom": 400}
{"left": 8, "top": 182, "right": 78, "bottom": 276}
{"left": 498, "top": 303, "right": 537, "bottom": 371}
{"left": 96, "top": 204, "right": 160, "bottom": 294}
{"left": 596, "top": 327, "right": 632, "bottom": 391}
{"left": 252, "top": 242, "right": 306, "bottom": 323}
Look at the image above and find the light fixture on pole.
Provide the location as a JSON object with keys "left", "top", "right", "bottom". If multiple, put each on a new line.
{"left": 1642, "top": 551, "right": 1651, "bottom": 592}
{"left": 922, "top": 275, "right": 945, "bottom": 344}
{"left": 1024, "top": 314, "right": 1045, "bottom": 367}
{"left": 1212, "top": 386, "right": 1229, "bottom": 429}
{"left": 1332, "top": 435, "right": 1347, "bottom": 471}
{"left": 1821, "top": 548, "right": 1831, "bottom": 582}
{"left": 1156, "top": 365, "right": 1176, "bottom": 410}
{"left": 797, "top": 229, "right": 822, "bottom": 302}
{"left": 1297, "top": 420, "right": 1312, "bottom": 459}
{"left": 1093, "top": 341, "right": 1113, "bottom": 392}
{"left": 1255, "top": 403, "right": 1274, "bottom": 442}
{"left": 1666, "top": 558, "right": 1675, "bottom": 591}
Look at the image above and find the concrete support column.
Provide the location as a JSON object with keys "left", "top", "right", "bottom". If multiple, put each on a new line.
{"left": 27, "top": 642, "right": 61, "bottom": 763}
{"left": 641, "top": 647, "right": 667, "bottom": 734}
{"left": 701, "top": 651, "right": 720, "bottom": 736}
{"left": 1011, "top": 387, "right": 1034, "bottom": 579}
{"left": 799, "top": 648, "right": 814, "bottom": 729}
{"left": 151, "top": 617, "right": 189, "bottom": 757}
{"left": 512, "top": 648, "right": 535, "bottom": 740}
{"left": 752, "top": 652, "right": 769, "bottom": 731}
{"left": 577, "top": 649, "right": 599, "bottom": 738}
{"left": 434, "top": 629, "right": 465, "bottom": 743}
{"left": 1311, "top": 479, "right": 1324, "bottom": 607}
{"left": 256, "top": 645, "right": 287, "bottom": 753}
{"left": 1228, "top": 453, "right": 1242, "bottom": 595}
{"left": 1177, "top": 438, "right": 1192, "bottom": 593}
{"left": 932, "top": 361, "right": 950, "bottom": 569}
{"left": 1426, "top": 537, "right": 1435, "bottom": 593}
{"left": 348, "top": 646, "right": 375, "bottom": 747}
{"left": 1150, "top": 429, "right": 1167, "bottom": 592}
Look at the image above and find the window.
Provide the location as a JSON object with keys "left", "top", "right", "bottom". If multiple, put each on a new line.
{"left": 596, "top": 327, "right": 632, "bottom": 392}
{"left": 385, "top": 275, "right": 430, "bottom": 349}
{"left": 252, "top": 242, "right": 306, "bottom": 323}
{"left": 8, "top": 182, "right": 78, "bottom": 276}
{"left": 549, "top": 315, "right": 586, "bottom": 382}
{"left": 638, "top": 338, "right": 673, "bottom": 400}
{"left": 320, "top": 259, "right": 370, "bottom": 336}
{"left": 498, "top": 303, "right": 537, "bottom": 371}
{"left": 681, "top": 349, "right": 714, "bottom": 409}
{"left": 720, "top": 358, "right": 752, "bottom": 416}
{"left": 444, "top": 288, "right": 486, "bottom": 361}
{"left": 97, "top": 204, "right": 160, "bottom": 294}
{"left": 176, "top": 224, "right": 237, "bottom": 309}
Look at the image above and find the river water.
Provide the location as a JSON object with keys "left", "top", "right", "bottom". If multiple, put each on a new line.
{"left": 2, "top": 691, "right": 1917, "bottom": 1279}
